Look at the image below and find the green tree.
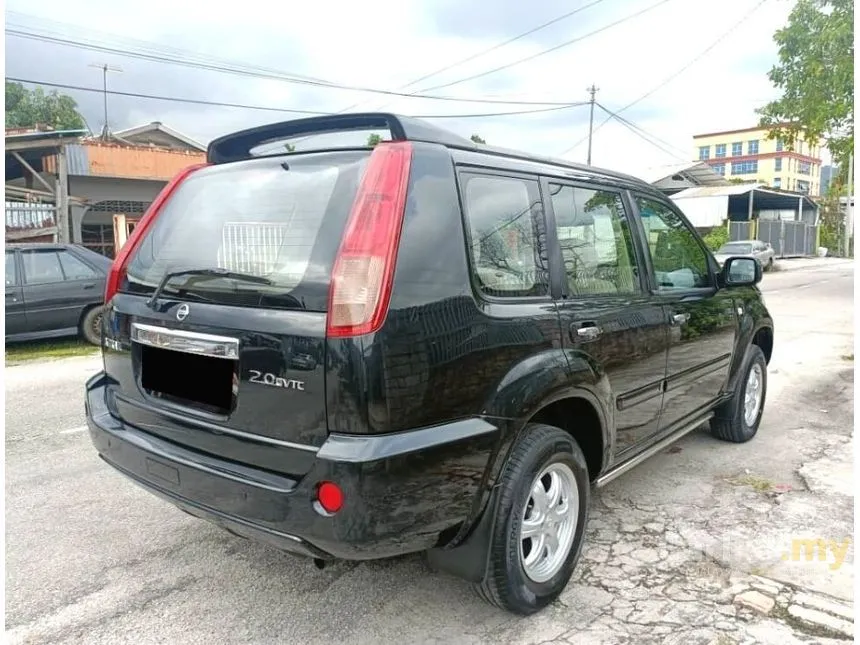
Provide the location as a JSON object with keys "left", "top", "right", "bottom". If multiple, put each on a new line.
{"left": 702, "top": 224, "right": 729, "bottom": 252}
{"left": 367, "top": 133, "right": 383, "bottom": 147}
{"left": 5, "top": 81, "right": 87, "bottom": 131}
{"left": 470, "top": 134, "right": 486, "bottom": 144}
{"left": 817, "top": 176, "right": 849, "bottom": 254}
{"left": 756, "top": 0, "right": 853, "bottom": 164}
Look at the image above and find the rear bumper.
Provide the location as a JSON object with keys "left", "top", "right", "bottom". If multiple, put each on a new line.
{"left": 85, "top": 372, "right": 498, "bottom": 561}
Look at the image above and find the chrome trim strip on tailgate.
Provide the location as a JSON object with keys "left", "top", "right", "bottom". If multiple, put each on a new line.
{"left": 131, "top": 322, "right": 240, "bottom": 360}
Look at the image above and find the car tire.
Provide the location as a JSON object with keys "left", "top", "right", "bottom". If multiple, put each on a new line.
{"left": 766, "top": 257, "right": 774, "bottom": 272}
{"left": 473, "top": 423, "right": 589, "bottom": 615}
{"left": 710, "top": 344, "right": 768, "bottom": 443}
{"left": 80, "top": 306, "right": 105, "bottom": 346}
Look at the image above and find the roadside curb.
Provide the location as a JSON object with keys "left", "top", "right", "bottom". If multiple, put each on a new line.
{"left": 774, "top": 258, "right": 854, "bottom": 272}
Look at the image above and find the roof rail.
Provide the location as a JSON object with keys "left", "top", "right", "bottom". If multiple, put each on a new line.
{"left": 207, "top": 112, "right": 475, "bottom": 164}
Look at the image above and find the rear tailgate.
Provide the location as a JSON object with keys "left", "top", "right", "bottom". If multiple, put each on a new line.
{"left": 101, "top": 150, "right": 369, "bottom": 476}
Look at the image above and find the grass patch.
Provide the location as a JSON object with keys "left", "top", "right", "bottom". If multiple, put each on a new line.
{"left": 728, "top": 473, "right": 774, "bottom": 493}
{"left": 5, "top": 338, "right": 100, "bottom": 365}
{"left": 841, "top": 353, "right": 854, "bottom": 361}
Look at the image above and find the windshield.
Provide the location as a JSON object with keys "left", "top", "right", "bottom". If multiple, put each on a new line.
{"left": 122, "top": 151, "right": 369, "bottom": 311}
{"left": 717, "top": 243, "right": 752, "bottom": 255}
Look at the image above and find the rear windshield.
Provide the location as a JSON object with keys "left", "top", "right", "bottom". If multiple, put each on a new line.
{"left": 122, "top": 151, "right": 369, "bottom": 311}
{"left": 717, "top": 243, "right": 752, "bottom": 255}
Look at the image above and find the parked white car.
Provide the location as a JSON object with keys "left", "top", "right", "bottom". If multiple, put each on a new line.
{"left": 713, "top": 240, "right": 775, "bottom": 272}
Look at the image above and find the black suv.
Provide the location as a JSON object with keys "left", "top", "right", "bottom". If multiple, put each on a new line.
{"left": 85, "top": 113, "right": 773, "bottom": 615}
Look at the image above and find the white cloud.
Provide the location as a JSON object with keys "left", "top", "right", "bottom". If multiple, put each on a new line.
{"left": 5, "top": 0, "right": 798, "bottom": 176}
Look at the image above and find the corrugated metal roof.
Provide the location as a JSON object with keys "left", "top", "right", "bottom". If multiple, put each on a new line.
{"left": 65, "top": 143, "right": 91, "bottom": 176}
{"left": 671, "top": 183, "right": 819, "bottom": 213}
{"left": 5, "top": 128, "right": 88, "bottom": 142}
{"left": 640, "top": 161, "right": 729, "bottom": 187}
{"left": 671, "top": 183, "right": 765, "bottom": 199}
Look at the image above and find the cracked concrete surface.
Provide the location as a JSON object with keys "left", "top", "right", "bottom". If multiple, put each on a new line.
{"left": 5, "top": 264, "right": 854, "bottom": 644}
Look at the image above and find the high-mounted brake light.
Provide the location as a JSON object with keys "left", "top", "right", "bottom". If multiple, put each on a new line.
{"left": 104, "top": 163, "right": 210, "bottom": 304}
{"left": 326, "top": 141, "right": 413, "bottom": 338}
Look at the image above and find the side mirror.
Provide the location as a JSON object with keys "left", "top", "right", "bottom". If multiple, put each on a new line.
{"left": 721, "top": 256, "right": 762, "bottom": 287}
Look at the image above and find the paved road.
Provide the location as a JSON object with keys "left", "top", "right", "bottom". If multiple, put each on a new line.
{"left": 5, "top": 262, "right": 855, "bottom": 644}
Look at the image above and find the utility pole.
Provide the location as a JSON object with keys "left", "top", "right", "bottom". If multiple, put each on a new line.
{"left": 586, "top": 84, "right": 599, "bottom": 166}
{"left": 89, "top": 63, "right": 122, "bottom": 139}
{"left": 844, "top": 153, "right": 854, "bottom": 257}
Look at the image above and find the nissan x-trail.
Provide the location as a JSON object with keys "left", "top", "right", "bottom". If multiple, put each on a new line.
{"left": 85, "top": 113, "right": 773, "bottom": 615}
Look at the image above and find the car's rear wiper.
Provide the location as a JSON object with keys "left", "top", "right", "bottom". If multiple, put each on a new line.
{"left": 146, "top": 267, "right": 274, "bottom": 310}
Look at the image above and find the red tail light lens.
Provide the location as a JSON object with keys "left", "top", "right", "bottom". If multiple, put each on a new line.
{"left": 326, "top": 141, "right": 413, "bottom": 338}
{"left": 104, "top": 163, "right": 210, "bottom": 303}
{"left": 316, "top": 481, "right": 344, "bottom": 514}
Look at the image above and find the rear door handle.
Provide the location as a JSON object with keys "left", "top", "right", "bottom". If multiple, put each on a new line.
{"left": 570, "top": 321, "right": 602, "bottom": 342}
{"left": 671, "top": 313, "right": 690, "bottom": 325}
{"left": 82, "top": 282, "right": 96, "bottom": 290}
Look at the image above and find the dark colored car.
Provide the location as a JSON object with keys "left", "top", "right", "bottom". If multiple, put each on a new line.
{"left": 85, "top": 113, "right": 773, "bottom": 615}
{"left": 6, "top": 242, "right": 111, "bottom": 345}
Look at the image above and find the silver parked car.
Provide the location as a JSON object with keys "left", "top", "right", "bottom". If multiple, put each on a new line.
{"left": 713, "top": 240, "right": 775, "bottom": 272}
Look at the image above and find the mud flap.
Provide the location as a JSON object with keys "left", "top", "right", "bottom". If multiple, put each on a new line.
{"left": 426, "top": 486, "right": 500, "bottom": 583}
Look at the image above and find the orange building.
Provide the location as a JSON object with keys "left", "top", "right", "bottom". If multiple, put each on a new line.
{"left": 6, "top": 123, "right": 207, "bottom": 256}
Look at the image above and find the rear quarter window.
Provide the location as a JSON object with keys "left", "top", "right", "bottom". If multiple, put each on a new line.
{"left": 461, "top": 173, "right": 550, "bottom": 298}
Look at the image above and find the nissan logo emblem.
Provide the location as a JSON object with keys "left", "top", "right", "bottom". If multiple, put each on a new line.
{"left": 176, "top": 304, "right": 190, "bottom": 322}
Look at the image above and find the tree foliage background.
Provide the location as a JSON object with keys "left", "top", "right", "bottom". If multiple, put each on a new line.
{"left": 757, "top": 0, "right": 853, "bottom": 166}
{"left": 5, "top": 81, "right": 87, "bottom": 131}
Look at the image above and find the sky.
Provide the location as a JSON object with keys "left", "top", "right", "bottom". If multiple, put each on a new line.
{"left": 3, "top": 0, "right": 799, "bottom": 179}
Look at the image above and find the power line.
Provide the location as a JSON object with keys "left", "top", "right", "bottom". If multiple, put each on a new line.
{"left": 557, "top": 0, "right": 770, "bottom": 156}
{"left": 597, "top": 102, "right": 689, "bottom": 158}
{"left": 5, "top": 10, "right": 339, "bottom": 87}
{"left": 5, "top": 76, "right": 589, "bottom": 119}
{"left": 4, "top": 23, "right": 580, "bottom": 107}
{"left": 612, "top": 0, "right": 769, "bottom": 115}
{"left": 596, "top": 103, "right": 688, "bottom": 161}
{"left": 417, "top": 0, "right": 675, "bottom": 93}
{"left": 397, "top": 0, "right": 608, "bottom": 91}
{"left": 346, "top": 0, "right": 608, "bottom": 116}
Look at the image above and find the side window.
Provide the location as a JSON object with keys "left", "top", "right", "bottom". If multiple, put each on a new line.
{"left": 58, "top": 251, "right": 98, "bottom": 280}
{"left": 635, "top": 196, "right": 711, "bottom": 290}
{"left": 462, "top": 174, "right": 550, "bottom": 298}
{"left": 548, "top": 183, "right": 640, "bottom": 296}
{"left": 21, "top": 250, "right": 64, "bottom": 285}
{"left": 5, "top": 252, "right": 17, "bottom": 286}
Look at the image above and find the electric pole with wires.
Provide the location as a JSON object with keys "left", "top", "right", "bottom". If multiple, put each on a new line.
{"left": 586, "top": 84, "right": 599, "bottom": 165}
{"left": 89, "top": 62, "right": 122, "bottom": 138}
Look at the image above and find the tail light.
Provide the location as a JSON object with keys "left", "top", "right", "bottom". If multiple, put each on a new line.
{"left": 104, "top": 163, "right": 210, "bottom": 303}
{"left": 326, "top": 141, "right": 413, "bottom": 338}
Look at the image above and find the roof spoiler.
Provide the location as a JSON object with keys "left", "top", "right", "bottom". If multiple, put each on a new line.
{"left": 207, "top": 112, "right": 474, "bottom": 164}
